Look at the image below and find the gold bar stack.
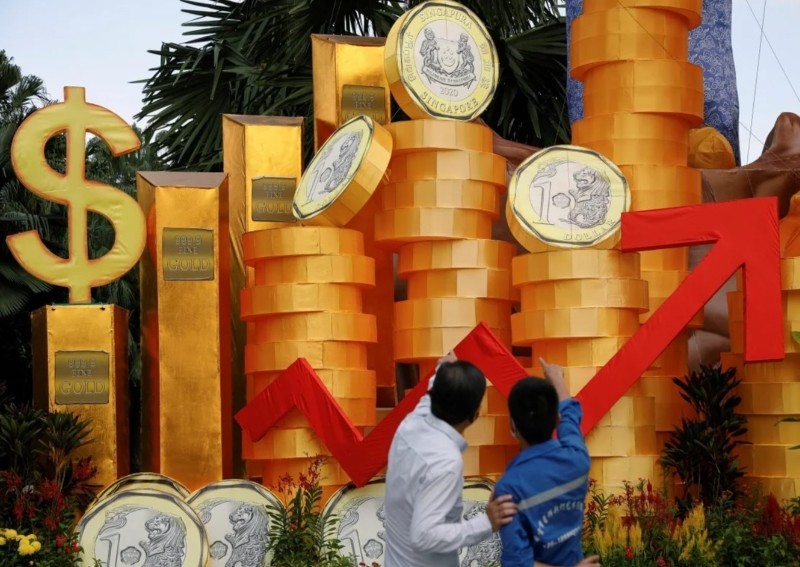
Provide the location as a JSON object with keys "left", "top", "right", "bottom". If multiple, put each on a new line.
{"left": 567, "top": 0, "right": 706, "bottom": 490}
{"left": 138, "top": 171, "right": 233, "bottom": 491}
{"left": 31, "top": 304, "right": 129, "bottom": 489}
{"left": 723, "top": 228, "right": 800, "bottom": 500}
{"left": 241, "top": 226, "right": 377, "bottom": 500}
{"left": 222, "top": 114, "right": 304, "bottom": 474}
{"left": 312, "top": 34, "right": 397, "bottom": 407}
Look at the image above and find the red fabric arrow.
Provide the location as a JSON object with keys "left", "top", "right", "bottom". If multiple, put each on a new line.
{"left": 575, "top": 197, "right": 784, "bottom": 430}
{"left": 237, "top": 199, "right": 784, "bottom": 485}
{"left": 235, "top": 324, "right": 526, "bottom": 486}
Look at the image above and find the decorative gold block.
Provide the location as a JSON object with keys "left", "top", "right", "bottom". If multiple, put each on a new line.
{"left": 519, "top": 279, "right": 649, "bottom": 311}
{"left": 222, "top": 115, "right": 304, "bottom": 474}
{"left": 31, "top": 304, "right": 129, "bottom": 489}
{"left": 397, "top": 239, "right": 514, "bottom": 275}
{"left": 512, "top": 250, "right": 641, "bottom": 285}
{"left": 512, "top": 307, "right": 640, "bottom": 344}
{"left": 137, "top": 171, "right": 233, "bottom": 490}
{"left": 311, "top": 34, "right": 391, "bottom": 149}
{"left": 721, "top": 352, "right": 800, "bottom": 383}
{"left": 738, "top": 382, "right": 800, "bottom": 414}
{"left": 406, "top": 268, "right": 514, "bottom": 300}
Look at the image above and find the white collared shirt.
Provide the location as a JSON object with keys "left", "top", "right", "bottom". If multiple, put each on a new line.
{"left": 384, "top": 376, "right": 493, "bottom": 566}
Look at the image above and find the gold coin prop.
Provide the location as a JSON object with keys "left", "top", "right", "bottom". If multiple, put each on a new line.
{"left": 384, "top": 0, "right": 499, "bottom": 121}
{"left": 321, "top": 477, "right": 501, "bottom": 565}
{"left": 187, "top": 480, "right": 281, "bottom": 567}
{"left": 293, "top": 115, "right": 392, "bottom": 226}
{"left": 507, "top": 145, "right": 630, "bottom": 251}
{"left": 93, "top": 472, "right": 190, "bottom": 504}
{"left": 76, "top": 489, "right": 208, "bottom": 567}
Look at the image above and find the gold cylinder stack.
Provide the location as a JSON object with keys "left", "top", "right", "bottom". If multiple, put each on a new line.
{"left": 568, "top": 0, "right": 706, "bottom": 486}
{"left": 241, "top": 226, "right": 378, "bottom": 499}
{"left": 375, "top": 120, "right": 519, "bottom": 476}
{"left": 510, "top": 242, "right": 658, "bottom": 491}
{"left": 722, "top": 254, "right": 800, "bottom": 501}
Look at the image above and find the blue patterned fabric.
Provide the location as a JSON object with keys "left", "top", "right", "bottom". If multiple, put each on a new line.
{"left": 565, "top": 0, "right": 741, "bottom": 165}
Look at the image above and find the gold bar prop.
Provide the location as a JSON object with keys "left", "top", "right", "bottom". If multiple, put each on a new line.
{"left": 222, "top": 114, "right": 304, "bottom": 473}
{"left": 311, "top": 34, "right": 390, "bottom": 149}
{"left": 31, "top": 304, "right": 129, "bottom": 489}
{"left": 137, "top": 171, "right": 233, "bottom": 491}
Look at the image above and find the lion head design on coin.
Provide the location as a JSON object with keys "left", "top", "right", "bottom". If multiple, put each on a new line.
{"left": 567, "top": 166, "right": 611, "bottom": 229}
{"left": 224, "top": 503, "right": 268, "bottom": 567}
{"left": 140, "top": 514, "right": 186, "bottom": 567}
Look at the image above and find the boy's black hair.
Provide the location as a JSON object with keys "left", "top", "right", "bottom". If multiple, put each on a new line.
{"left": 508, "top": 377, "right": 559, "bottom": 445}
{"left": 429, "top": 361, "right": 486, "bottom": 426}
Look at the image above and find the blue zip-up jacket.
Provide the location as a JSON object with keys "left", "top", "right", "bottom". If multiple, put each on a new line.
{"left": 494, "top": 399, "right": 591, "bottom": 567}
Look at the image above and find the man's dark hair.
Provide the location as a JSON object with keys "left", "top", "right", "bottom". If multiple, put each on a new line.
{"left": 429, "top": 361, "right": 486, "bottom": 426}
{"left": 508, "top": 377, "right": 559, "bottom": 445}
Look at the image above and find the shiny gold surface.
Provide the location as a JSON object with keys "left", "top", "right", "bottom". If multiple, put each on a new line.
{"left": 31, "top": 304, "right": 129, "bottom": 489}
{"left": 137, "top": 171, "right": 233, "bottom": 490}
{"left": 312, "top": 34, "right": 390, "bottom": 149}
{"left": 251, "top": 176, "right": 297, "bottom": 223}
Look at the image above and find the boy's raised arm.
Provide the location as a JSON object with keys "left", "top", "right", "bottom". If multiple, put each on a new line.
{"left": 539, "top": 358, "right": 588, "bottom": 453}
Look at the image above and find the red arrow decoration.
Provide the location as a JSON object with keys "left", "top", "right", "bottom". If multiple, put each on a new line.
{"left": 236, "top": 324, "right": 526, "bottom": 486}
{"left": 575, "top": 197, "right": 784, "bottom": 430}
{"left": 237, "top": 198, "right": 784, "bottom": 486}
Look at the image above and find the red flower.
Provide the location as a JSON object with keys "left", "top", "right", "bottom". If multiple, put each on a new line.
{"left": 39, "top": 478, "right": 61, "bottom": 500}
{"left": 625, "top": 545, "right": 633, "bottom": 560}
{"left": 656, "top": 557, "right": 666, "bottom": 567}
{"left": 55, "top": 534, "right": 67, "bottom": 548}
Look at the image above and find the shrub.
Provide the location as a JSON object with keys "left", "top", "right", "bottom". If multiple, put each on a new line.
{"left": 0, "top": 404, "right": 98, "bottom": 565}
{"left": 661, "top": 364, "right": 748, "bottom": 511}
{"left": 267, "top": 457, "right": 352, "bottom": 567}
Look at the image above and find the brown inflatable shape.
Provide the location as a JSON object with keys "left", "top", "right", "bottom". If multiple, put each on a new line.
{"left": 484, "top": 112, "right": 800, "bottom": 374}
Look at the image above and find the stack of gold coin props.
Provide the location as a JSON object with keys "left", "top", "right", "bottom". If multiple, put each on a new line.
{"left": 567, "top": 0, "right": 706, "bottom": 490}
{"left": 721, "top": 195, "right": 800, "bottom": 502}
{"left": 76, "top": 472, "right": 208, "bottom": 567}
{"left": 507, "top": 145, "right": 659, "bottom": 490}
{"left": 76, "top": 473, "right": 283, "bottom": 567}
{"left": 241, "top": 115, "right": 391, "bottom": 498}
{"left": 379, "top": 0, "right": 518, "bottom": 476}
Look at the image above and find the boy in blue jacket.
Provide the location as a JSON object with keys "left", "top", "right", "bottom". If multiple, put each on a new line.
{"left": 495, "top": 358, "right": 600, "bottom": 567}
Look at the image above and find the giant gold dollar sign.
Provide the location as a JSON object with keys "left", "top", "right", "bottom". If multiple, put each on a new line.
{"left": 7, "top": 86, "right": 145, "bottom": 303}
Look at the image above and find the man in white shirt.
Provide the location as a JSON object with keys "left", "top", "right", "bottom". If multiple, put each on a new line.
{"left": 384, "top": 353, "right": 517, "bottom": 566}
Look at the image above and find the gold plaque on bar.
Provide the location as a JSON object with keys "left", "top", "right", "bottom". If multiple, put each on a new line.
{"left": 137, "top": 171, "right": 233, "bottom": 490}
{"left": 32, "top": 304, "right": 129, "bottom": 489}
{"left": 312, "top": 35, "right": 391, "bottom": 149}
{"left": 341, "top": 84, "right": 388, "bottom": 125}
{"left": 252, "top": 176, "right": 297, "bottom": 222}
{"left": 54, "top": 350, "right": 110, "bottom": 405}
{"left": 162, "top": 227, "right": 214, "bottom": 281}
{"left": 384, "top": 0, "right": 499, "bottom": 121}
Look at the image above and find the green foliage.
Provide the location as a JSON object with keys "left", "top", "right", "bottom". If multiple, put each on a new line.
{"left": 661, "top": 365, "right": 748, "bottom": 511}
{"left": 267, "top": 457, "right": 352, "bottom": 567}
{"left": 706, "top": 489, "right": 800, "bottom": 567}
{"left": 0, "top": 404, "right": 99, "bottom": 565}
{"left": 584, "top": 479, "right": 800, "bottom": 567}
{"left": 137, "top": 0, "right": 567, "bottom": 171}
